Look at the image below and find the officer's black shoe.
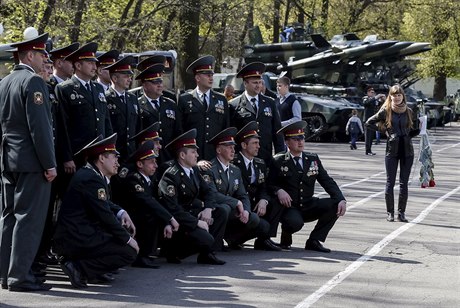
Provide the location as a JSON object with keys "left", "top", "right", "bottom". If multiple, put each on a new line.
{"left": 166, "top": 255, "right": 182, "bottom": 264}
{"left": 227, "top": 241, "right": 244, "bottom": 250}
{"left": 280, "top": 231, "right": 292, "bottom": 250}
{"left": 60, "top": 261, "right": 88, "bottom": 289}
{"left": 397, "top": 212, "right": 408, "bottom": 223}
{"left": 305, "top": 239, "right": 331, "bottom": 253}
{"left": 387, "top": 212, "right": 395, "bottom": 222}
{"left": 254, "top": 239, "right": 282, "bottom": 251}
{"left": 366, "top": 152, "right": 376, "bottom": 156}
{"left": 88, "top": 273, "right": 115, "bottom": 284}
{"left": 1, "top": 282, "right": 7, "bottom": 290}
{"left": 132, "top": 256, "right": 160, "bottom": 269}
{"left": 8, "top": 281, "right": 52, "bottom": 292}
{"left": 197, "top": 253, "right": 226, "bottom": 265}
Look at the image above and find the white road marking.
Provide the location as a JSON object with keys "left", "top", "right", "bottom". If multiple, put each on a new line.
{"left": 294, "top": 185, "right": 460, "bottom": 308}
{"left": 435, "top": 142, "right": 460, "bottom": 153}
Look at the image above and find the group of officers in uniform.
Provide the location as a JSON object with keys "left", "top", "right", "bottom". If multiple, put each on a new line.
{"left": 0, "top": 32, "right": 346, "bottom": 292}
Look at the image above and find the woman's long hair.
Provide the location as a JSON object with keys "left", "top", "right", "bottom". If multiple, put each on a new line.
{"left": 382, "top": 84, "right": 413, "bottom": 129}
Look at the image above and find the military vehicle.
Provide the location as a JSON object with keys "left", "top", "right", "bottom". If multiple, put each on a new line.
{"left": 242, "top": 26, "right": 451, "bottom": 137}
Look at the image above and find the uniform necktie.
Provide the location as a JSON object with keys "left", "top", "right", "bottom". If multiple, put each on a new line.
{"left": 190, "top": 170, "right": 197, "bottom": 188}
{"left": 293, "top": 156, "right": 303, "bottom": 172}
{"left": 120, "top": 95, "right": 125, "bottom": 104}
{"left": 85, "top": 82, "right": 92, "bottom": 93}
{"left": 201, "top": 94, "right": 208, "bottom": 108}
{"left": 152, "top": 99, "right": 160, "bottom": 110}
{"left": 250, "top": 97, "right": 258, "bottom": 114}
{"left": 247, "top": 162, "right": 253, "bottom": 183}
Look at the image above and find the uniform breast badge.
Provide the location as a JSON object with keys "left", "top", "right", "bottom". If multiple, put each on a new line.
{"left": 233, "top": 179, "right": 239, "bottom": 190}
{"left": 99, "top": 92, "right": 107, "bottom": 102}
{"left": 263, "top": 107, "right": 272, "bottom": 117}
{"left": 166, "top": 109, "right": 176, "bottom": 119}
{"left": 135, "top": 184, "right": 144, "bottom": 192}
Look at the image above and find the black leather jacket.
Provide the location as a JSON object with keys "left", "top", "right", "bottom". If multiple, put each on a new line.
{"left": 365, "top": 107, "right": 420, "bottom": 157}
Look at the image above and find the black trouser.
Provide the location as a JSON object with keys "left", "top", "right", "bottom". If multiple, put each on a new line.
{"left": 224, "top": 206, "right": 260, "bottom": 245}
{"left": 162, "top": 226, "right": 215, "bottom": 259}
{"left": 365, "top": 128, "right": 374, "bottom": 153}
{"left": 385, "top": 155, "right": 414, "bottom": 213}
{"left": 280, "top": 198, "right": 338, "bottom": 242}
{"left": 54, "top": 239, "right": 137, "bottom": 280}
{"left": 130, "top": 212, "right": 161, "bottom": 258}
{"left": 0, "top": 172, "right": 51, "bottom": 287}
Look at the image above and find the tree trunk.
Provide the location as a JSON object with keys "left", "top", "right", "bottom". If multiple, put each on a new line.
{"left": 320, "top": 0, "right": 329, "bottom": 35}
{"left": 69, "top": 0, "right": 86, "bottom": 43}
{"left": 433, "top": 74, "right": 447, "bottom": 101}
{"left": 215, "top": 5, "right": 227, "bottom": 74}
{"left": 237, "top": 1, "right": 254, "bottom": 71}
{"left": 283, "top": 0, "right": 291, "bottom": 28}
{"left": 38, "top": 0, "right": 56, "bottom": 34}
{"left": 177, "top": 0, "right": 200, "bottom": 90}
{"left": 273, "top": 0, "right": 281, "bottom": 43}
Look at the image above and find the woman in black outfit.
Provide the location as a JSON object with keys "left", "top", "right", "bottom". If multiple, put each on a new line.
{"left": 365, "top": 85, "right": 420, "bottom": 222}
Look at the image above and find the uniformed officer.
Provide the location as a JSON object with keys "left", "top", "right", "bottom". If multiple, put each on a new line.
{"left": 203, "top": 128, "right": 273, "bottom": 250}
{"left": 233, "top": 121, "right": 284, "bottom": 250}
{"left": 178, "top": 55, "right": 230, "bottom": 162}
{"left": 104, "top": 55, "right": 141, "bottom": 162}
{"left": 49, "top": 42, "right": 80, "bottom": 85}
{"left": 53, "top": 134, "right": 138, "bottom": 288}
{"left": 55, "top": 42, "right": 113, "bottom": 174}
{"left": 136, "top": 64, "right": 182, "bottom": 163}
{"left": 96, "top": 49, "right": 120, "bottom": 91}
{"left": 267, "top": 121, "right": 347, "bottom": 252}
{"left": 112, "top": 141, "right": 179, "bottom": 268}
{"left": 229, "top": 62, "right": 285, "bottom": 164}
{"left": 0, "top": 33, "right": 57, "bottom": 292}
{"left": 135, "top": 54, "right": 177, "bottom": 102}
{"left": 158, "top": 129, "right": 226, "bottom": 265}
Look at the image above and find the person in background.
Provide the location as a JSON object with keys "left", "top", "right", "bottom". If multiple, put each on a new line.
{"left": 275, "top": 76, "right": 302, "bottom": 127}
{"left": 345, "top": 109, "right": 364, "bottom": 150}
{"left": 365, "top": 84, "right": 420, "bottom": 223}
{"left": 224, "top": 84, "right": 235, "bottom": 101}
{"left": 363, "top": 86, "right": 385, "bottom": 155}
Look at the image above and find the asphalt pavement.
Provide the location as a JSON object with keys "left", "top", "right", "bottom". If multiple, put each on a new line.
{"left": 1, "top": 123, "right": 459, "bottom": 308}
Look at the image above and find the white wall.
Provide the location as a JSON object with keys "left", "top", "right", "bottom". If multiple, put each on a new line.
{"left": 411, "top": 78, "right": 460, "bottom": 98}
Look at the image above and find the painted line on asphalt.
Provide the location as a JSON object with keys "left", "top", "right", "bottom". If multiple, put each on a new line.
{"left": 294, "top": 185, "right": 460, "bottom": 308}
{"left": 316, "top": 171, "right": 386, "bottom": 198}
{"left": 435, "top": 142, "right": 460, "bottom": 153}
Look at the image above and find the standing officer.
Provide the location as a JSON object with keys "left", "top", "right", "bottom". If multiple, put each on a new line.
{"left": 136, "top": 64, "right": 182, "bottom": 163}
{"left": 53, "top": 134, "right": 138, "bottom": 289}
{"left": 49, "top": 42, "right": 80, "bottom": 85}
{"left": 112, "top": 141, "right": 179, "bottom": 268}
{"left": 104, "top": 55, "right": 141, "bottom": 162}
{"left": 135, "top": 54, "right": 177, "bottom": 102}
{"left": 178, "top": 55, "right": 230, "bottom": 162}
{"left": 96, "top": 50, "right": 120, "bottom": 91}
{"left": 55, "top": 42, "right": 113, "bottom": 174}
{"left": 158, "top": 129, "right": 227, "bottom": 264}
{"left": 233, "top": 121, "right": 283, "bottom": 250}
{"left": 229, "top": 62, "right": 284, "bottom": 164}
{"left": 267, "top": 121, "right": 347, "bottom": 252}
{"left": 0, "top": 33, "right": 57, "bottom": 292}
